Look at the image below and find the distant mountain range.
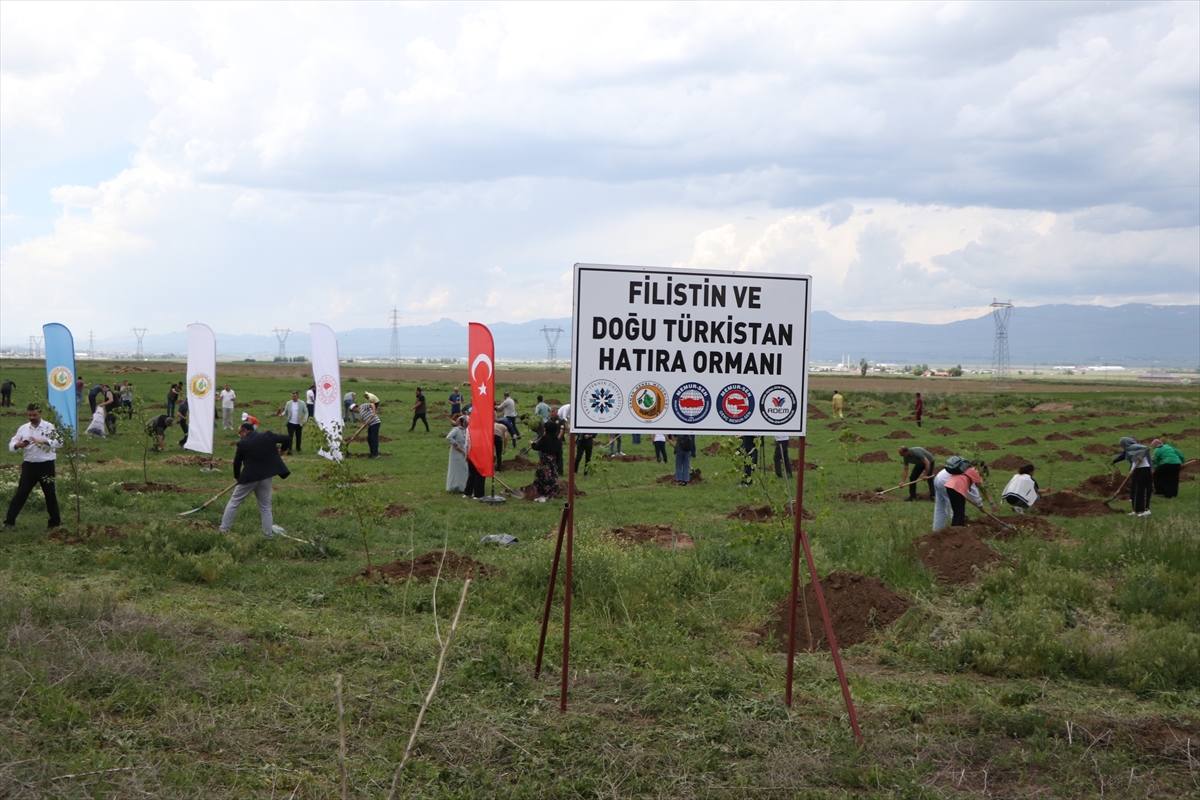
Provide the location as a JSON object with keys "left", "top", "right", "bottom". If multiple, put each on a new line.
{"left": 6, "top": 304, "right": 1197, "bottom": 368}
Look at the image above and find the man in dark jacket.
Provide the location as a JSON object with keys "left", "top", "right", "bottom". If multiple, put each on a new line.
{"left": 219, "top": 422, "right": 292, "bottom": 538}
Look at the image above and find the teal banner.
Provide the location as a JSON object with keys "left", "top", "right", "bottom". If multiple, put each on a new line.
{"left": 42, "top": 323, "right": 77, "bottom": 440}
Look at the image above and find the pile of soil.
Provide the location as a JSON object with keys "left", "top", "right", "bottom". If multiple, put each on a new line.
{"left": 1072, "top": 473, "right": 1130, "bottom": 498}
{"left": 608, "top": 454, "right": 654, "bottom": 462}
{"left": 352, "top": 550, "right": 496, "bottom": 583}
{"left": 317, "top": 507, "right": 343, "bottom": 518}
{"left": 1095, "top": 426, "right": 1118, "bottom": 433}
{"left": 990, "top": 454, "right": 1031, "bottom": 471}
{"left": 120, "top": 482, "right": 190, "bottom": 493}
{"left": 1032, "top": 402, "right": 1073, "bottom": 413}
{"left": 504, "top": 455, "right": 538, "bottom": 472}
{"left": 249, "top": 399, "right": 275, "bottom": 406}
{"left": 965, "top": 515, "right": 1067, "bottom": 541}
{"left": 726, "top": 504, "right": 814, "bottom": 522}
{"left": 932, "top": 426, "right": 958, "bottom": 436}
{"left": 882, "top": 411, "right": 898, "bottom": 417}
{"left": 1083, "top": 443, "right": 1117, "bottom": 455}
{"left": 916, "top": 528, "right": 1000, "bottom": 584}
{"left": 383, "top": 503, "right": 413, "bottom": 518}
{"left": 1008, "top": 437, "right": 1038, "bottom": 446}
{"left": 995, "top": 422, "right": 1017, "bottom": 428}
{"left": 1050, "top": 449, "right": 1084, "bottom": 462}
{"left": 827, "top": 421, "right": 844, "bottom": 430}
{"left": 547, "top": 398, "right": 563, "bottom": 405}
{"left": 703, "top": 442, "right": 722, "bottom": 455}
{"left": 976, "top": 441, "right": 1000, "bottom": 451}
{"left": 1044, "top": 432, "right": 1072, "bottom": 441}
{"left": 841, "top": 432, "right": 868, "bottom": 443}
{"left": 1027, "top": 419, "right": 1044, "bottom": 426}
{"left": 856, "top": 450, "right": 892, "bottom": 463}
{"left": 807, "top": 403, "right": 829, "bottom": 420}
{"left": 863, "top": 418, "right": 887, "bottom": 425}
{"left": 1183, "top": 460, "right": 1200, "bottom": 474}
{"left": 1033, "top": 492, "right": 1119, "bottom": 517}
{"left": 958, "top": 406, "right": 972, "bottom": 412}
{"left": 164, "top": 455, "right": 227, "bottom": 467}
{"left": 964, "top": 424, "right": 988, "bottom": 432}
{"left": 789, "top": 460, "right": 821, "bottom": 472}
{"left": 377, "top": 435, "right": 394, "bottom": 443}
{"left": 1070, "top": 429, "right": 1095, "bottom": 438}
{"left": 608, "top": 524, "right": 694, "bottom": 550}
{"left": 884, "top": 430, "right": 912, "bottom": 440}
{"left": 925, "top": 445, "right": 953, "bottom": 457}
{"left": 47, "top": 525, "right": 125, "bottom": 545}
{"left": 1149, "top": 414, "right": 1184, "bottom": 424}
{"left": 839, "top": 490, "right": 893, "bottom": 504}
{"left": 1180, "top": 428, "right": 1200, "bottom": 437}
{"left": 769, "top": 572, "right": 910, "bottom": 651}
{"left": 654, "top": 469, "right": 704, "bottom": 484}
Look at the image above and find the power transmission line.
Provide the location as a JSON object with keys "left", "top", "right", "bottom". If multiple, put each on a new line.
{"left": 389, "top": 307, "right": 402, "bottom": 364}
{"left": 990, "top": 300, "right": 1013, "bottom": 389}
{"left": 88, "top": 331, "right": 95, "bottom": 359}
{"left": 273, "top": 327, "right": 291, "bottom": 360}
{"left": 541, "top": 326, "right": 564, "bottom": 370}
{"left": 132, "top": 328, "right": 148, "bottom": 359}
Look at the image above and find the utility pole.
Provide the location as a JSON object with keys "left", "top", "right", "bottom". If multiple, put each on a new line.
{"left": 273, "top": 327, "right": 291, "bottom": 361}
{"left": 389, "top": 307, "right": 401, "bottom": 364}
{"left": 990, "top": 300, "right": 1013, "bottom": 390}
{"left": 541, "top": 326, "right": 564, "bottom": 370}
{"left": 132, "top": 328, "right": 148, "bottom": 359}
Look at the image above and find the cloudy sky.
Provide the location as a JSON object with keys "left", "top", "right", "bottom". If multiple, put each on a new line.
{"left": 2, "top": 1, "right": 1197, "bottom": 343}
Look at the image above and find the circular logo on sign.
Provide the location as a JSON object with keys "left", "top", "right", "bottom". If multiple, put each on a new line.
{"left": 581, "top": 379, "right": 623, "bottom": 424}
{"left": 49, "top": 366, "right": 74, "bottom": 392}
{"left": 189, "top": 373, "right": 213, "bottom": 399}
{"left": 716, "top": 383, "right": 755, "bottom": 424}
{"left": 628, "top": 381, "right": 667, "bottom": 423}
{"left": 761, "top": 384, "right": 797, "bottom": 425}
{"left": 671, "top": 382, "right": 711, "bottom": 424}
{"left": 317, "top": 375, "right": 338, "bottom": 404}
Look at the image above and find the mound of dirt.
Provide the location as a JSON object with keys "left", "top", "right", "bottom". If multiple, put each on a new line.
{"left": 916, "top": 528, "right": 1000, "bottom": 584}
{"left": 965, "top": 515, "right": 1068, "bottom": 541}
{"left": 976, "top": 441, "right": 1000, "bottom": 451}
{"left": 839, "top": 490, "right": 893, "bottom": 504}
{"left": 856, "top": 450, "right": 892, "bottom": 463}
{"left": 353, "top": 550, "right": 496, "bottom": 583}
{"left": 47, "top": 525, "right": 126, "bottom": 545}
{"left": 964, "top": 424, "right": 988, "bottom": 432}
{"left": 882, "top": 411, "right": 898, "bottom": 417}
{"left": 703, "top": 442, "right": 722, "bottom": 455}
{"left": 1027, "top": 419, "right": 1044, "bottom": 426}
{"left": 790, "top": 460, "right": 820, "bottom": 472}
{"left": 990, "top": 454, "right": 1031, "bottom": 471}
{"left": 1072, "top": 473, "right": 1130, "bottom": 498}
{"left": 547, "top": 398, "right": 563, "bottom": 405}
{"left": 827, "top": 421, "right": 844, "bottom": 430}
{"left": 1083, "top": 443, "right": 1118, "bottom": 455}
{"left": 726, "top": 503, "right": 815, "bottom": 522}
{"left": 317, "top": 507, "right": 343, "bottom": 518}
{"left": 925, "top": 445, "right": 953, "bottom": 457}
{"left": 1070, "top": 429, "right": 1095, "bottom": 438}
{"left": 1149, "top": 414, "right": 1184, "bottom": 424}
{"left": 1183, "top": 460, "right": 1200, "bottom": 474}
{"left": 769, "top": 572, "right": 910, "bottom": 651}
{"left": 1044, "top": 432, "right": 1072, "bottom": 441}
{"left": 932, "top": 426, "right": 958, "bottom": 436}
{"left": 1095, "top": 426, "right": 1118, "bottom": 433}
{"left": 1032, "top": 402, "right": 1073, "bottom": 413}
{"left": 1008, "top": 437, "right": 1038, "bottom": 446}
{"left": 995, "top": 422, "right": 1017, "bottom": 428}
{"left": 654, "top": 469, "right": 704, "bottom": 484}
{"left": 383, "top": 503, "right": 413, "bottom": 518}
{"left": 863, "top": 418, "right": 887, "bottom": 425}
{"left": 1033, "top": 491, "right": 1119, "bottom": 517}
{"left": 504, "top": 455, "right": 538, "bottom": 472}
{"left": 609, "top": 524, "right": 694, "bottom": 550}
{"left": 884, "top": 430, "right": 912, "bottom": 440}
{"left": 1050, "top": 449, "right": 1084, "bottom": 462}
{"left": 249, "top": 399, "right": 275, "bottom": 406}
{"left": 120, "top": 482, "right": 190, "bottom": 493}
{"left": 958, "top": 406, "right": 972, "bottom": 412}
{"left": 1052, "top": 416, "right": 1073, "bottom": 424}
{"left": 807, "top": 403, "right": 828, "bottom": 420}
{"left": 1180, "top": 428, "right": 1200, "bottom": 437}
{"left": 164, "top": 455, "right": 228, "bottom": 467}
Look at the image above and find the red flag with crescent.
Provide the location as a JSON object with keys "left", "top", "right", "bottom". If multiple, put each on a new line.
{"left": 467, "top": 322, "right": 495, "bottom": 477}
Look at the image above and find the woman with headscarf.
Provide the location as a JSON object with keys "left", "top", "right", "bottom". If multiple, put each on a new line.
{"left": 1113, "top": 437, "right": 1154, "bottom": 516}
{"left": 943, "top": 458, "right": 997, "bottom": 527}
{"left": 1151, "top": 439, "right": 1185, "bottom": 499}
{"left": 446, "top": 416, "right": 469, "bottom": 493}
{"left": 529, "top": 419, "right": 563, "bottom": 498}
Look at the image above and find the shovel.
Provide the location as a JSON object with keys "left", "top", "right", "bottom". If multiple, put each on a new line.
{"left": 979, "top": 506, "right": 1015, "bottom": 531}
{"left": 1104, "top": 472, "right": 1132, "bottom": 504}
{"left": 877, "top": 477, "right": 925, "bottom": 496}
{"left": 492, "top": 474, "right": 525, "bottom": 500}
{"left": 179, "top": 481, "right": 237, "bottom": 516}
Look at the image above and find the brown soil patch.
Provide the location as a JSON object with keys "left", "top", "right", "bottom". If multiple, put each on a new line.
{"left": 1052, "top": 416, "right": 1073, "bottom": 424}
{"left": 807, "top": 403, "right": 828, "bottom": 420}
{"left": 1180, "top": 428, "right": 1200, "bottom": 437}
{"left": 164, "top": 455, "right": 228, "bottom": 467}
{"left": 965, "top": 515, "right": 1068, "bottom": 542}
{"left": 964, "top": 424, "right": 988, "bottom": 432}
{"left": 1027, "top": 419, "right": 1044, "bottom": 426}
{"left": 1051, "top": 449, "right": 1084, "bottom": 462}
{"left": 1007, "top": 437, "right": 1037, "bottom": 446}
{"left": 654, "top": 469, "right": 704, "bottom": 484}
{"left": 608, "top": 524, "right": 694, "bottom": 550}
{"left": 1033, "top": 491, "right": 1119, "bottom": 517}
{"left": 839, "top": 490, "right": 894, "bottom": 504}
{"left": 827, "top": 421, "right": 844, "bottom": 430}
{"left": 1095, "top": 426, "right": 1118, "bottom": 433}
{"left": 925, "top": 445, "right": 953, "bottom": 457}
{"left": 383, "top": 503, "right": 413, "bottom": 518}
{"left": 547, "top": 398, "right": 563, "bottom": 405}
{"left": 1072, "top": 473, "right": 1130, "bottom": 498}
{"left": 317, "top": 507, "right": 343, "bottom": 518}
{"left": 1070, "top": 429, "right": 1095, "bottom": 438}
{"left": 882, "top": 411, "right": 898, "bottom": 417}
{"left": 995, "top": 421, "right": 1017, "bottom": 428}
{"left": 1044, "top": 432, "right": 1072, "bottom": 441}
{"left": 790, "top": 460, "right": 820, "bottom": 472}
{"left": 1182, "top": 460, "right": 1200, "bottom": 474}
{"left": 1032, "top": 402, "right": 1074, "bottom": 413}
{"left": 990, "top": 454, "right": 1031, "bottom": 471}
{"left": 863, "top": 418, "right": 887, "bottom": 425}
{"left": 957, "top": 406, "right": 971, "bottom": 412}
{"left": 916, "top": 528, "right": 1000, "bottom": 584}
{"left": 932, "top": 426, "right": 958, "bottom": 436}
{"left": 120, "top": 482, "right": 190, "bottom": 493}
{"left": 841, "top": 432, "right": 868, "bottom": 443}
{"left": 504, "top": 455, "right": 538, "bottom": 472}
{"left": 856, "top": 450, "right": 892, "bottom": 463}
{"left": 607, "top": 454, "right": 654, "bottom": 462}
{"left": 1083, "top": 443, "right": 1118, "bottom": 455}
{"left": 47, "top": 524, "right": 126, "bottom": 544}
{"left": 1149, "top": 414, "right": 1184, "bottom": 424}
{"left": 703, "top": 442, "right": 722, "bottom": 455}
{"left": 883, "top": 429, "right": 912, "bottom": 439}
{"left": 768, "top": 572, "right": 909, "bottom": 652}
{"left": 976, "top": 441, "right": 999, "bottom": 450}
{"left": 351, "top": 550, "right": 496, "bottom": 583}
{"left": 726, "top": 503, "right": 814, "bottom": 522}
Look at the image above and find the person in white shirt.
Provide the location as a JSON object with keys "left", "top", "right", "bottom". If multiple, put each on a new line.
{"left": 86, "top": 403, "right": 107, "bottom": 438}
{"left": 773, "top": 434, "right": 793, "bottom": 478}
{"left": 496, "top": 392, "right": 520, "bottom": 442}
{"left": 220, "top": 384, "right": 237, "bottom": 430}
{"left": 306, "top": 385, "right": 316, "bottom": 418}
{"left": 4, "top": 404, "right": 62, "bottom": 529}
{"left": 281, "top": 391, "right": 309, "bottom": 453}
{"left": 653, "top": 432, "right": 668, "bottom": 463}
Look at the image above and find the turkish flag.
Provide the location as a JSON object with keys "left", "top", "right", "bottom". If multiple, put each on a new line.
{"left": 467, "top": 322, "right": 495, "bottom": 477}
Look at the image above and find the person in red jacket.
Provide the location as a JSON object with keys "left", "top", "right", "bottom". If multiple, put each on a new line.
{"left": 914, "top": 393, "right": 924, "bottom": 428}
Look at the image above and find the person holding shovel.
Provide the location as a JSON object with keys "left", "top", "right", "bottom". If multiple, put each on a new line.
{"left": 945, "top": 460, "right": 996, "bottom": 527}
{"left": 219, "top": 421, "right": 292, "bottom": 539}
{"left": 1113, "top": 437, "right": 1154, "bottom": 516}
{"left": 1150, "top": 439, "right": 1185, "bottom": 499}
{"left": 898, "top": 445, "right": 936, "bottom": 501}
{"left": 356, "top": 393, "right": 382, "bottom": 457}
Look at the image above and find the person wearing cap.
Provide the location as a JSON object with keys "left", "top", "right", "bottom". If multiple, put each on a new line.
{"left": 4, "top": 404, "right": 62, "bottom": 529}
{"left": 1151, "top": 439, "right": 1185, "bottom": 499}
{"left": 241, "top": 412, "right": 259, "bottom": 431}
{"left": 356, "top": 393, "right": 382, "bottom": 457}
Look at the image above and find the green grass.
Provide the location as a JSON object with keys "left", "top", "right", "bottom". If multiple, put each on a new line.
{"left": 1, "top": 360, "right": 1198, "bottom": 798}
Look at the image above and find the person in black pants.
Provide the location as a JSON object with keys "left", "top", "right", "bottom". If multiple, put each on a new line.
{"left": 652, "top": 433, "right": 668, "bottom": 463}
{"left": 410, "top": 387, "right": 429, "bottom": 432}
{"left": 4, "top": 405, "right": 62, "bottom": 529}
{"left": 1114, "top": 437, "right": 1154, "bottom": 516}
{"left": 740, "top": 435, "right": 757, "bottom": 485}
{"left": 177, "top": 398, "right": 190, "bottom": 448}
{"left": 773, "top": 435, "right": 793, "bottom": 479}
{"left": 0, "top": 379, "right": 16, "bottom": 407}
{"left": 282, "top": 391, "right": 308, "bottom": 453}
{"left": 574, "top": 432, "right": 595, "bottom": 475}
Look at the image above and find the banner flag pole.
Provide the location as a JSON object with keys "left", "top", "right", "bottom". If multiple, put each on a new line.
{"left": 184, "top": 324, "right": 216, "bottom": 457}
{"left": 42, "top": 323, "right": 77, "bottom": 440}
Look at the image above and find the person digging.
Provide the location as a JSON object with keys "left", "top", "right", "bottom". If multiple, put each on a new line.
{"left": 146, "top": 414, "right": 175, "bottom": 451}
{"left": 219, "top": 421, "right": 292, "bottom": 539}
{"left": 898, "top": 445, "right": 936, "bottom": 501}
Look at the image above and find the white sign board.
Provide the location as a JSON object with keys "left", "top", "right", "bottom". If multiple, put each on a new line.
{"left": 571, "top": 264, "right": 811, "bottom": 435}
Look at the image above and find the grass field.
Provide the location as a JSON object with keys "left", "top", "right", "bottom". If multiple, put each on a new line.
{"left": 1, "top": 360, "right": 1198, "bottom": 799}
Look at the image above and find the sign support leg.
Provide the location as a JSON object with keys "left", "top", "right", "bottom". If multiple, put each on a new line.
{"left": 534, "top": 500, "right": 570, "bottom": 679}
{"left": 560, "top": 432, "right": 576, "bottom": 712}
